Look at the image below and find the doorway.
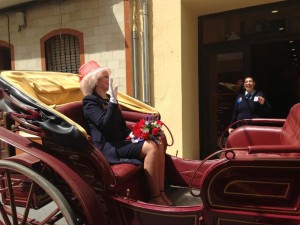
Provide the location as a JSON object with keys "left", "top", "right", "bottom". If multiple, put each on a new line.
{"left": 0, "top": 46, "right": 11, "bottom": 70}
{"left": 199, "top": 1, "right": 300, "bottom": 158}
{"left": 200, "top": 42, "right": 247, "bottom": 158}
{"left": 200, "top": 38, "right": 300, "bottom": 158}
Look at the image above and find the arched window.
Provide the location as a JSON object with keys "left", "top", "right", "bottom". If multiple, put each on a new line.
{"left": 41, "top": 29, "right": 84, "bottom": 73}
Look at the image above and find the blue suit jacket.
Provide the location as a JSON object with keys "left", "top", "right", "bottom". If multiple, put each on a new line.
{"left": 82, "top": 92, "right": 140, "bottom": 164}
{"left": 230, "top": 90, "right": 271, "bottom": 126}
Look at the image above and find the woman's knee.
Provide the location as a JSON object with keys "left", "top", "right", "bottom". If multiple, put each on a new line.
{"left": 140, "top": 140, "right": 159, "bottom": 156}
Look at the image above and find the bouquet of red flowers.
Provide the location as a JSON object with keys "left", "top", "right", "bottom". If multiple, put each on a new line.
{"left": 128, "top": 117, "right": 164, "bottom": 144}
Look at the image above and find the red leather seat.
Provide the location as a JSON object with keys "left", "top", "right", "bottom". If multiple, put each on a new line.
{"left": 225, "top": 103, "right": 300, "bottom": 158}
{"left": 55, "top": 101, "right": 154, "bottom": 200}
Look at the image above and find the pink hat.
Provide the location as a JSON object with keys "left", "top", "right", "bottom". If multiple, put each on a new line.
{"left": 78, "top": 60, "right": 111, "bottom": 96}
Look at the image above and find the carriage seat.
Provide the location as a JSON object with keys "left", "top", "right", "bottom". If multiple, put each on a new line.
{"left": 55, "top": 101, "right": 155, "bottom": 199}
{"left": 55, "top": 101, "right": 151, "bottom": 134}
{"left": 226, "top": 103, "right": 300, "bottom": 157}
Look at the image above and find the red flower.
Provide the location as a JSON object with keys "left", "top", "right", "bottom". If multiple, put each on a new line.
{"left": 137, "top": 119, "right": 146, "bottom": 128}
{"left": 133, "top": 128, "right": 142, "bottom": 137}
{"left": 141, "top": 132, "right": 149, "bottom": 139}
{"left": 128, "top": 117, "right": 164, "bottom": 144}
{"left": 152, "top": 127, "right": 160, "bottom": 135}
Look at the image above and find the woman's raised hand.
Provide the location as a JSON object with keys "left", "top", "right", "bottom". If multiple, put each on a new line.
{"left": 109, "top": 77, "right": 118, "bottom": 103}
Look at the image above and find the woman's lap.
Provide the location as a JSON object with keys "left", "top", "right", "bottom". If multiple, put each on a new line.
{"left": 115, "top": 140, "right": 144, "bottom": 159}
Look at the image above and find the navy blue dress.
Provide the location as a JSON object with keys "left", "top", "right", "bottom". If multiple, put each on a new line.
{"left": 230, "top": 90, "right": 271, "bottom": 127}
{"left": 82, "top": 92, "right": 143, "bottom": 164}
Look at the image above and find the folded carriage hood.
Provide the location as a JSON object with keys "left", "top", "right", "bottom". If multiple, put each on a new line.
{"left": 0, "top": 71, "right": 90, "bottom": 152}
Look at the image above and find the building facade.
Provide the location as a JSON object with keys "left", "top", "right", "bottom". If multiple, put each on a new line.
{"left": 0, "top": 0, "right": 287, "bottom": 159}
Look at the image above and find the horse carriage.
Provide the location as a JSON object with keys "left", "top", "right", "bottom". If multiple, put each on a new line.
{"left": 0, "top": 70, "right": 299, "bottom": 225}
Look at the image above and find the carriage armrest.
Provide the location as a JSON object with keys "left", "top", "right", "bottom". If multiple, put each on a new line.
{"left": 248, "top": 145, "right": 300, "bottom": 154}
{"left": 122, "top": 110, "right": 155, "bottom": 122}
{"left": 249, "top": 118, "right": 286, "bottom": 125}
{"left": 226, "top": 126, "right": 282, "bottom": 148}
{"left": 122, "top": 110, "right": 159, "bottom": 129}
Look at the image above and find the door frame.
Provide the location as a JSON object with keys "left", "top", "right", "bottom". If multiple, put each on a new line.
{"left": 199, "top": 40, "right": 250, "bottom": 158}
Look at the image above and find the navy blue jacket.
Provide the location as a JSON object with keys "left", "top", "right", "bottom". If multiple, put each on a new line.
{"left": 83, "top": 92, "right": 139, "bottom": 164}
{"left": 230, "top": 90, "right": 271, "bottom": 126}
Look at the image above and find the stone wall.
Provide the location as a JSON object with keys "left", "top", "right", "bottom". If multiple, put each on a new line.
{"left": 0, "top": 0, "right": 127, "bottom": 92}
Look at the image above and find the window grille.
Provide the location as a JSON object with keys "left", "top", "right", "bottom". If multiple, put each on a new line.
{"left": 45, "top": 34, "right": 80, "bottom": 73}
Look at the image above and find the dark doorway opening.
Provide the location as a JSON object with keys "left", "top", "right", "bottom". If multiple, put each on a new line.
{"left": 251, "top": 39, "right": 300, "bottom": 118}
{"left": 0, "top": 47, "right": 11, "bottom": 70}
{"left": 199, "top": 43, "right": 246, "bottom": 159}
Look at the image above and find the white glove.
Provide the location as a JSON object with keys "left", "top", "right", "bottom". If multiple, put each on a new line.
{"left": 109, "top": 77, "right": 118, "bottom": 103}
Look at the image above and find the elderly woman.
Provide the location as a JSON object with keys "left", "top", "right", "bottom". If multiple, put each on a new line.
{"left": 79, "top": 61, "right": 172, "bottom": 206}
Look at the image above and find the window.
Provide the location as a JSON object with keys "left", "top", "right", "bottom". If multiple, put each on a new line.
{"left": 45, "top": 34, "right": 80, "bottom": 73}
{"left": 41, "top": 29, "right": 84, "bottom": 73}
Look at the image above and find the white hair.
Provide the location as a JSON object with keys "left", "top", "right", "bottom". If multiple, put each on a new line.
{"left": 80, "top": 67, "right": 111, "bottom": 96}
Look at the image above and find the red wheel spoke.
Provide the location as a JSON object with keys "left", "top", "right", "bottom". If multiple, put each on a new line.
{"left": 21, "top": 181, "right": 36, "bottom": 225}
{"left": 5, "top": 170, "right": 18, "bottom": 225}
{"left": 38, "top": 207, "right": 60, "bottom": 225}
{"left": 0, "top": 202, "right": 12, "bottom": 225}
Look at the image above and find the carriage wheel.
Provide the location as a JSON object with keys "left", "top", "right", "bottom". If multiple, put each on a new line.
{"left": 0, "top": 160, "right": 78, "bottom": 225}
